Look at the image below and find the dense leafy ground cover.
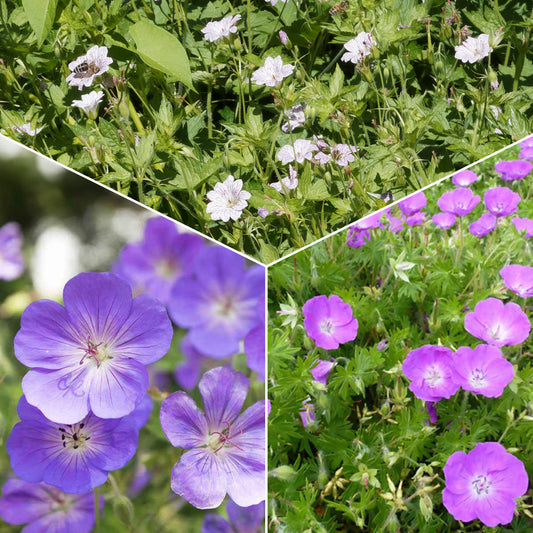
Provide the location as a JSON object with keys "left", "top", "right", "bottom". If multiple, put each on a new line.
{"left": 0, "top": 144, "right": 265, "bottom": 533}
{"left": 1, "top": 0, "right": 532, "bottom": 261}
{"left": 268, "top": 139, "right": 533, "bottom": 532}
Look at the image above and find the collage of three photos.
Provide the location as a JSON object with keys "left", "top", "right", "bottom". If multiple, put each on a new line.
{"left": 1, "top": 0, "right": 533, "bottom": 531}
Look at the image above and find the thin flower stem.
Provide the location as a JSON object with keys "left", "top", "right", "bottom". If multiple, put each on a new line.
{"left": 94, "top": 489, "right": 100, "bottom": 532}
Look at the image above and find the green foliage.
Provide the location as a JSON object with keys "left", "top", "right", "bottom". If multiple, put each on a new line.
{"left": 1, "top": 0, "right": 532, "bottom": 259}
{"left": 268, "top": 143, "right": 533, "bottom": 531}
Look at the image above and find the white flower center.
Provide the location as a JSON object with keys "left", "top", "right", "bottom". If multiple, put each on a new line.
{"left": 320, "top": 318, "right": 335, "bottom": 334}
{"left": 470, "top": 368, "right": 487, "bottom": 388}
{"left": 424, "top": 365, "right": 443, "bottom": 388}
{"left": 471, "top": 474, "right": 492, "bottom": 496}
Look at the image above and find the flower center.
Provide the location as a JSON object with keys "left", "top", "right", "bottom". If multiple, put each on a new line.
{"left": 208, "top": 421, "right": 243, "bottom": 454}
{"left": 79, "top": 337, "right": 109, "bottom": 367}
{"left": 154, "top": 258, "right": 178, "bottom": 280}
{"left": 472, "top": 474, "right": 492, "bottom": 496}
{"left": 424, "top": 365, "right": 443, "bottom": 387}
{"left": 470, "top": 368, "right": 487, "bottom": 388}
{"left": 58, "top": 422, "right": 91, "bottom": 451}
{"left": 489, "top": 322, "right": 503, "bottom": 340}
{"left": 320, "top": 318, "right": 335, "bottom": 334}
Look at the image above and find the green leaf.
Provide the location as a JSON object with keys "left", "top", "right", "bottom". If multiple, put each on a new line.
{"left": 21, "top": 0, "right": 57, "bottom": 47}
{"left": 129, "top": 20, "right": 193, "bottom": 89}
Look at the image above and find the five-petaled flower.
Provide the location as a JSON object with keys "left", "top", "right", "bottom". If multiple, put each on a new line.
{"left": 402, "top": 345, "right": 459, "bottom": 402}
{"left": 0, "top": 478, "right": 103, "bottom": 533}
{"left": 14, "top": 272, "right": 172, "bottom": 423}
{"left": 464, "top": 297, "right": 530, "bottom": 347}
{"left": 303, "top": 295, "right": 358, "bottom": 350}
{"left": 451, "top": 345, "right": 514, "bottom": 398}
{"left": 114, "top": 217, "right": 204, "bottom": 305}
{"left": 206, "top": 175, "right": 251, "bottom": 222}
{"left": 71, "top": 90, "right": 105, "bottom": 120}
{"left": 442, "top": 442, "right": 528, "bottom": 526}
{"left": 251, "top": 56, "right": 294, "bottom": 87}
{"left": 7, "top": 395, "right": 151, "bottom": 493}
{"left": 66, "top": 45, "right": 113, "bottom": 90}
{"left": 454, "top": 34, "right": 492, "bottom": 64}
{"left": 201, "top": 14, "right": 241, "bottom": 42}
{"left": 341, "top": 32, "right": 376, "bottom": 65}
{"left": 160, "top": 367, "right": 265, "bottom": 509}
{"left": 168, "top": 246, "right": 264, "bottom": 358}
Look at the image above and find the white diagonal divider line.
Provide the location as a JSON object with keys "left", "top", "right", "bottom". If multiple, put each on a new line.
{"left": 0, "top": 133, "right": 264, "bottom": 267}
{"left": 266, "top": 134, "right": 533, "bottom": 267}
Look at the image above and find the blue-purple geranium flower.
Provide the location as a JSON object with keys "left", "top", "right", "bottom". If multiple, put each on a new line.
{"left": 114, "top": 217, "right": 204, "bottom": 304}
{"left": 168, "top": 247, "right": 264, "bottom": 358}
{"left": 15, "top": 272, "right": 172, "bottom": 424}
{"left": 0, "top": 222, "right": 25, "bottom": 281}
{"left": 7, "top": 395, "right": 150, "bottom": 493}
{"left": 0, "top": 478, "right": 103, "bottom": 533}
{"left": 202, "top": 500, "right": 265, "bottom": 533}
{"left": 160, "top": 367, "right": 265, "bottom": 509}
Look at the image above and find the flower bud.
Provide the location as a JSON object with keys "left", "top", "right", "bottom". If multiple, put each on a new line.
{"left": 113, "top": 496, "right": 135, "bottom": 528}
{"left": 488, "top": 69, "right": 499, "bottom": 90}
{"left": 270, "top": 465, "right": 297, "bottom": 481}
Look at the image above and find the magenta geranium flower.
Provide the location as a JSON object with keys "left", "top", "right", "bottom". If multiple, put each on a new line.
{"left": 494, "top": 160, "right": 532, "bottom": 181}
{"left": 469, "top": 213, "right": 497, "bottom": 237}
{"left": 464, "top": 297, "right": 530, "bottom": 347}
{"left": 160, "top": 367, "right": 265, "bottom": 509}
{"left": 202, "top": 500, "right": 265, "bottom": 533}
{"left": 484, "top": 187, "right": 521, "bottom": 217}
{"left": 398, "top": 191, "right": 426, "bottom": 216}
{"left": 432, "top": 212, "right": 456, "bottom": 229}
{"left": 7, "top": 395, "right": 149, "bottom": 493}
{"left": 347, "top": 227, "right": 371, "bottom": 248}
{"left": 168, "top": 247, "right": 264, "bottom": 358}
{"left": 0, "top": 478, "right": 103, "bottom": 533}
{"left": 352, "top": 211, "right": 384, "bottom": 230}
{"left": 500, "top": 265, "right": 533, "bottom": 298}
{"left": 452, "top": 169, "right": 478, "bottom": 187}
{"left": 113, "top": 217, "right": 204, "bottom": 304}
{"left": 451, "top": 345, "right": 514, "bottom": 397}
{"left": 0, "top": 222, "right": 25, "bottom": 281}
{"left": 14, "top": 272, "right": 172, "bottom": 423}
{"left": 442, "top": 442, "right": 528, "bottom": 527}
{"left": 405, "top": 212, "right": 425, "bottom": 226}
{"left": 438, "top": 188, "right": 480, "bottom": 216}
{"left": 386, "top": 211, "right": 404, "bottom": 233}
{"left": 302, "top": 295, "right": 358, "bottom": 350}
{"left": 519, "top": 146, "right": 533, "bottom": 160}
{"left": 402, "top": 345, "right": 459, "bottom": 402}
{"left": 310, "top": 360, "right": 335, "bottom": 385}
{"left": 512, "top": 217, "right": 533, "bottom": 237}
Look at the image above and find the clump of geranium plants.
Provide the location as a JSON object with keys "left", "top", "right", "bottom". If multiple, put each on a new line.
{"left": 268, "top": 137, "right": 533, "bottom": 531}
{"left": 0, "top": 170, "right": 265, "bottom": 532}
{"left": 1, "top": 0, "right": 532, "bottom": 261}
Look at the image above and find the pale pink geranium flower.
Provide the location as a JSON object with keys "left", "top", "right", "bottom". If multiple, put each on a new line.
{"left": 270, "top": 165, "right": 298, "bottom": 193}
{"left": 277, "top": 139, "right": 316, "bottom": 164}
{"left": 251, "top": 56, "right": 294, "bottom": 87}
{"left": 206, "top": 175, "right": 251, "bottom": 222}
{"left": 72, "top": 90, "right": 104, "bottom": 120}
{"left": 201, "top": 14, "right": 241, "bottom": 42}
{"left": 265, "top": 0, "right": 288, "bottom": 5}
{"left": 455, "top": 34, "right": 492, "bottom": 63}
{"left": 11, "top": 124, "right": 43, "bottom": 136}
{"left": 66, "top": 45, "right": 113, "bottom": 90}
{"left": 341, "top": 32, "right": 376, "bottom": 64}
